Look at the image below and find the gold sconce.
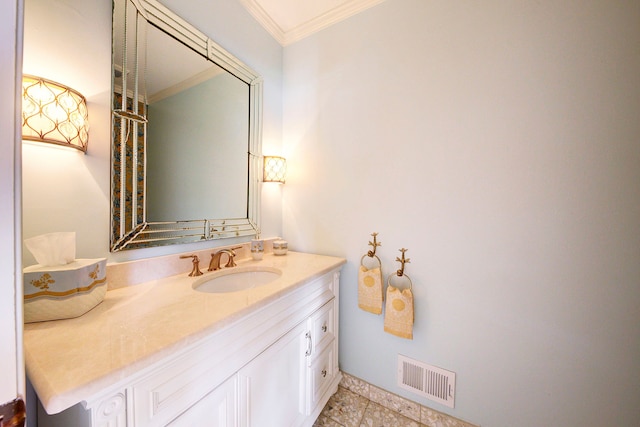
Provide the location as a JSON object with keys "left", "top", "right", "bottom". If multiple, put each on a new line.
{"left": 22, "top": 75, "right": 89, "bottom": 153}
{"left": 263, "top": 156, "right": 287, "bottom": 183}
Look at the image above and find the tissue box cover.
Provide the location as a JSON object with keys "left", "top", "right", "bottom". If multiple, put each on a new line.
{"left": 23, "top": 258, "right": 107, "bottom": 323}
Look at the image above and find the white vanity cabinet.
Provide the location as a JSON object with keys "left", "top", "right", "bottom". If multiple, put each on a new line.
{"left": 36, "top": 264, "right": 342, "bottom": 427}
{"left": 238, "top": 299, "right": 340, "bottom": 427}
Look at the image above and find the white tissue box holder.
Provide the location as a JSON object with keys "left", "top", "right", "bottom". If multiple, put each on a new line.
{"left": 23, "top": 258, "right": 107, "bottom": 323}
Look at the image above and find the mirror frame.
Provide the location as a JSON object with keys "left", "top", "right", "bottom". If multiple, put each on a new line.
{"left": 110, "top": 0, "right": 262, "bottom": 252}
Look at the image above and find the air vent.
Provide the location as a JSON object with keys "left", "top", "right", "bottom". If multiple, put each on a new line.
{"left": 397, "top": 355, "right": 456, "bottom": 408}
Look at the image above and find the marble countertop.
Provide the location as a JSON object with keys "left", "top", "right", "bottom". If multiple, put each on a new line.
{"left": 24, "top": 251, "right": 345, "bottom": 415}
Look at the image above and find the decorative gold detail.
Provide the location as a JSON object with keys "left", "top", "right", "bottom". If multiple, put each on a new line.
{"left": 30, "top": 273, "right": 55, "bottom": 291}
{"left": 89, "top": 264, "right": 100, "bottom": 280}
{"left": 24, "top": 276, "right": 107, "bottom": 300}
{"left": 392, "top": 298, "right": 406, "bottom": 311}
{"left": 396, "top": 248, "right": 410, "bottom": 277}
{"left": 367, "top": 232, "right": 381, "bottom": 257}
{"left": 387, "top": 248, "right": 413, "bottom": 291}
{"left": 363, "top": 275, "right": 375, "bottom": 287}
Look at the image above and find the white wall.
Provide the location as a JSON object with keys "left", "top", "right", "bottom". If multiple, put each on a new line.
{"left": 21, "top": 0, "right": 283, "bottom": 266}
{"left": 282, "top": 1, "right": 640, "bottom": 426}
{"left": 0, "top": 0, "right": 24, "bottom": 405}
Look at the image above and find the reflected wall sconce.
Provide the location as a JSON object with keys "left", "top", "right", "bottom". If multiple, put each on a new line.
{"left": 263, "top": 155, "right": 287, "bottom": 183}
{"left": 22, "top": 75, "right": 89, "bottom": 153}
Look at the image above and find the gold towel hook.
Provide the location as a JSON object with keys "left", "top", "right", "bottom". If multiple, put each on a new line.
{"left": 387, "top": 248, "right": 413, "bottom": 291}
{"left": 361, "top": 232, "right": 382, "bottom": 268}
{"left": 367, "top": 232, "right": 381, "bottom": 257}
{"left": 396, "top": 248, "right": 410, "bottom": 277}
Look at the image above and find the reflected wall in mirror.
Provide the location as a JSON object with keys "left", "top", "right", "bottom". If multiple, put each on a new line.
{"left": 111, "top": 0, "right": 262, "bottom": 251}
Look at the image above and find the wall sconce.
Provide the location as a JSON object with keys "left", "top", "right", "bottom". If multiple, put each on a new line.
{"left": 22, "top": 75, "right": 89, "bottom": 153}
{"left": 263, "top": 156, "right": 287, "bottom": 183}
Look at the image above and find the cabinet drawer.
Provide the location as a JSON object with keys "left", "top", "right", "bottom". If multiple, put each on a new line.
{"left": 309, "top": 300, "right": 334, "bottom": 356}
{"left": 308, "top": 342, "right": 336, "bottom": 411}
{"left": 132, "top": 351, "right": 233, "bottom": 426}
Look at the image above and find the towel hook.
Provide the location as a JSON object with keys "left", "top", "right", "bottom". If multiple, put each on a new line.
{"left": 396, "top": 248, "right": 410, "bottom": 277}
{"left": 387, "top": 247, "right": 413, "bottom": 291}
{"left": 360, "top": 232, "right": 382, "bottom": 268}
{"left": 367, "top": 232, "right": 381, "bottom": 257}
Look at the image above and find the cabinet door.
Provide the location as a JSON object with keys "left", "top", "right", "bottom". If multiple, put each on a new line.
{"left": 239, "top": 322, "right": 307, "bottom": 427}
{"left": 168, "top": 375, "right": 237, "bottom": 427}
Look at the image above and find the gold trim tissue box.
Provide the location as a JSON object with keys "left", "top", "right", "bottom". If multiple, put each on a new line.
{"left": 23, "top": 258, "right": 107, "bottom": 323}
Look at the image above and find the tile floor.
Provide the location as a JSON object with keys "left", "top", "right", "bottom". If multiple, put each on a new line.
{"left": 314, "top": 386, "right": 429, "bottom": 427}
{"left": 313, "top": 373, "right": 478, "bottom": 427}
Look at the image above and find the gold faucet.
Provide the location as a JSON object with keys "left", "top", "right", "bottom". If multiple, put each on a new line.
{"left": 208, "top": 249, "right": 237, "bottom": 271}
{"left": 179, "top": 254, "right": 203, "bottom": 277}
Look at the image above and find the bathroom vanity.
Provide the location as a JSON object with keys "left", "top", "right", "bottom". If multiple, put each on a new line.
{"left": 24, "top": 251, "right": 345, "bottom": 427}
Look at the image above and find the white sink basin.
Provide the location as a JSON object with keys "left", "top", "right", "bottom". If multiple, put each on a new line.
{"left": 192, "top": 266, "right": 282, "bottom": 293}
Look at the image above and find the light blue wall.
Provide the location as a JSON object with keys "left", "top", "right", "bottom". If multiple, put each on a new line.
{"left": 282, "top": 1, "right": 640, "bottom": 426}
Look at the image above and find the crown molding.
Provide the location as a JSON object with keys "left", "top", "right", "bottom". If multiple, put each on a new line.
{"left": 239, "top": 0, "right": 387, "bottom": 46}
{"left": 237, "top": 0, "right": 287, "bottom": 44}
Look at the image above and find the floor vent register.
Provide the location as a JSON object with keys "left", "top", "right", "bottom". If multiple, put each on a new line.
{"left": 397, "top": 354, "right": 456, "bottom": 408}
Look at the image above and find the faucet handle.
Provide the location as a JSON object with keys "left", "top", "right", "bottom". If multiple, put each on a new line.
{"left": 180, "top": 254, "right": 203, "bottom": 277}
{"left": 224, "top": 247, "right": 241, "bottom": 268}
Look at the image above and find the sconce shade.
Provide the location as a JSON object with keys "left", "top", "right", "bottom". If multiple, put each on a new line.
{"left": 22, "top": 75, "right": 89, "bottom": 153}
{"left": 263, "top": 156, "right": 287, "bottom": 183}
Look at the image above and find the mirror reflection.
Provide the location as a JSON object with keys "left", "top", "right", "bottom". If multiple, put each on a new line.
{"left": 145, "top": 24, "right": 249, "bottom": 222}
{"left": 110, "top": 0, "right": 261, "bottom": 251}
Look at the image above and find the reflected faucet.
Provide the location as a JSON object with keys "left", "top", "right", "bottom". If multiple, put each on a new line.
{"left": 208, "top": 249, "right": 237, "bottom": 271}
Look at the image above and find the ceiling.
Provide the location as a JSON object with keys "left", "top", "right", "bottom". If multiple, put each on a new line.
{"left": 237, "top": 0, "right": 387, "bottom": 46}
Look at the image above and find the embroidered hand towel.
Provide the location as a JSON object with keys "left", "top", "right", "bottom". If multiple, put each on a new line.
{"left": 384, "top": 285, "right": 414, "bottom": 339}
{"left": 358, "top": 265, "right": 383, "bottom": 314}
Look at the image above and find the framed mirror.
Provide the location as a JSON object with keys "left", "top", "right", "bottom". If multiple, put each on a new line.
{"left": 110, "top": 0, "right": 262, "bottom": 251}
